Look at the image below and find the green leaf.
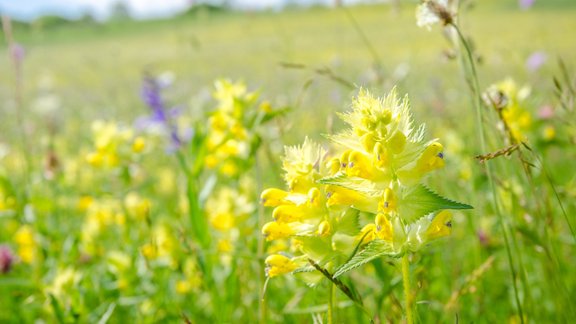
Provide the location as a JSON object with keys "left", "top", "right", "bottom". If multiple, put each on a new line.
{"left": 335, "top": 208, "right": 360, "bottom": 236}
{"left": 296, "top": 236, "right": 333, "bottom": 262}
{"left": 398, "top": 184, "right": 473, "bottom": 223}
{"left": 318, "top": 172, "right": 381, "bottom": 196}
{"left": 333, "top": 240, "right": 397, "bottom": 278}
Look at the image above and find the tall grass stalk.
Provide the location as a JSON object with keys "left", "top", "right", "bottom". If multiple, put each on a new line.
{"left": 402, "top": 254, "right": 413, "bottom": 324}
{"left": 451, "top": 23, "right": 525, "bottom": 323}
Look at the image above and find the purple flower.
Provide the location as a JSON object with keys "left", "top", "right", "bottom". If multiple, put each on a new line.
{"left": 525, "top": 51, "right": 547, "bottom": 72}
{"left": 519, "top": 0, "right": 535, "bottom": 10}
{"left": 138, "top": 74, "right": 186, "bottom": 151}
{"left": 0, "top": 245, "right": 14, "bottom": 274}
{"left": 10, "top": 43, "right": 25, "bottom": 64}
{"left": 538, "top": 105, "right": 554, "bottom": 120}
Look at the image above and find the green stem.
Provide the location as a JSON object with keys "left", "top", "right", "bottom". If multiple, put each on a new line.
{"left": 402, "top": 254, "right": 413, "bottom": 324}
{"left": 452, "top": 23, "right": 524, "bottom": 323}
{"left": 328, "top": 282, "right": 335, "bottom": 324}
{"left": 255, "top": 156, "right": 267, "bottom": 324}
{"left": 308, "top": 259, "right": 373, "bottom": 322}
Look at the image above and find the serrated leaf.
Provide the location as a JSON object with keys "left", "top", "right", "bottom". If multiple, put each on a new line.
{"left": 292, "top": 265, "right": 316, "bottom": 274}
{"left": 318, "top": 172, "right": 381, "bottom": 196}
{"left": 333, "top": 240, "right": 396, "bottom": 278}
{"left": 398, "top": 184, "right": 473, "bottom": 223}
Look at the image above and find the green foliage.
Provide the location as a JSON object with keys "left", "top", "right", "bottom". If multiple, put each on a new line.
{"left": 398, "top": 184, "right": 473, "bottom": 223}
{"left": 333, "top": 240, "right": 397, "bottom": 278}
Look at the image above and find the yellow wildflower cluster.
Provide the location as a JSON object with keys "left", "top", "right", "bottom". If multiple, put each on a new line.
{"left": 86, "top": 120, "right": 146, "bottom": 168}
{"left": 80, "top": 198, "right": 126, "bottom": 255}
{"left": 205, "top": 185, "right": 254, "bottom": 264}
{"left": 262, "top": 88, "right": 470, "bottom": 278}
{"left": 140, "top": 223, "right": 179, "bottom": 268}
{"left": 204, "top": 79, "right": 272, "bottom": 177}
{"left": 484, "top": 78, "right": 532, "bottom": 144}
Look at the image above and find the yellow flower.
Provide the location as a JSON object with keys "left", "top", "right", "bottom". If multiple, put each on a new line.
{"left": 484, "top": 78, "right": 532, "bottom": 143}
{"left": 14, "top": 225, "right": 37, "bottom": 264}
{"left": 265, "top": 254, "right": 297, "bottom": 278}
{"left": 425, "top": 210, "right": 453, "bottom": 241}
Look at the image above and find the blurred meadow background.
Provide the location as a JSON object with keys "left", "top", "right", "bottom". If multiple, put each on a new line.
{"left": 1, "top": 0, "right": 575, "bottom": 322}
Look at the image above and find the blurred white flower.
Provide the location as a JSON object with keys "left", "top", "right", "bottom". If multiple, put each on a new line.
{"left": 416, "top": 0, "right": 453, "bottom": 30}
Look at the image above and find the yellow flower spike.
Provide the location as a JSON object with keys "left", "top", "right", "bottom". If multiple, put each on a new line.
{"left": 379, "top": 188, "right": 397, "bottom": 213}
{"left": 307, "top": 187, "right": 322, "bottom": 208}
{"left": 416, "top": 142, "right": 445, "bottom": 173}
{"left": 317, "top": 220, "right": 331, "bottom": 237}
{"left": 387, "top": 130, "right": 406, "bottom": 154}
{"left": 426, "top": 210, "right": 453, "bottom": 241}
{"left": 348, "top": 151, "right": 374, "bottom": 178}
{"left": 262, "top": 221, "right": 295, "bottom": 241}
{"left": 265, "top": 254, "right": 297, "bottom": 278}
{"left": 261, "top": 188, "right": 291, "bottom": 207}
{"left": 132, "top": 136, "right": 146, "bottom": 153}
{"left": 375, "top": 213, "right": 393, "bottom": 241}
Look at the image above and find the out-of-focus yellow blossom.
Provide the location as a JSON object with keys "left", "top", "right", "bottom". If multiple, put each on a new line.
{"left": 157, "top": 168, "right": 176, "bottom": 195}
{"left": 86, "top": 120, "right": 146, "bottom": 168}
{"left": 124, "top": 192, "right": 151, "bottom": 221}
{"left": 106, "top": 250, "right": 132, "bottom": 290}
{"left": 205, "top": 186, "right": 254, "bottom": 264}
{"left": 484, "top": 78, "right": 532, "bottom": 144}
{"left": 141, "top": 223, "right": 178, "bottom": 268}
{"left": 14, "top": 225, "right": 37, "bottom": 264}
{"left": 543, "top": 125, "right": 555, "bottom": 141}
{"left": 80, "top": 199, "right": 125, "bottom": 255}
{"left": 78, "top": 195, "right": 94, "bottom": 211}
{"left": 44, "top": 267, "right": 82, "bottom": 302}
{"left": 175, "top": 258, "right": 202, "bottom": 295}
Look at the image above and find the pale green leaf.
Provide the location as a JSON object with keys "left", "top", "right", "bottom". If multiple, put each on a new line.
{"left": 318, "top": 172, "right": 381, "bottom": 196}
{"left": 335, "top": 208, "right": 360, "bottom": 236}
{"left": 398, "top": 184, "right": 473, "bottom": 223}
{"left": 333, "top": 240, "right": 396, "bottom": 278}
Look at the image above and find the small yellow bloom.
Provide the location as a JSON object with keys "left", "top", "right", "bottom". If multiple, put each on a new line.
{"left": 425, "top": 210, "right": 452, "bottom": 240}
{"left": 132, "top": 136, "right": 146, "bottom": 153}
{"left": 262, "top": 222, "right": 295, "bottom": 241}
{"left": 265, "top": 254, "right": 297, "bottom": 278}
{"left": 141, "top": 243, "right": 157, "bottom": 260}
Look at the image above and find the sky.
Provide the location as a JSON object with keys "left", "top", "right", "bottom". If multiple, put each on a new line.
{"left": 0, "top": 0, "right": 361, "bottom": 21}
